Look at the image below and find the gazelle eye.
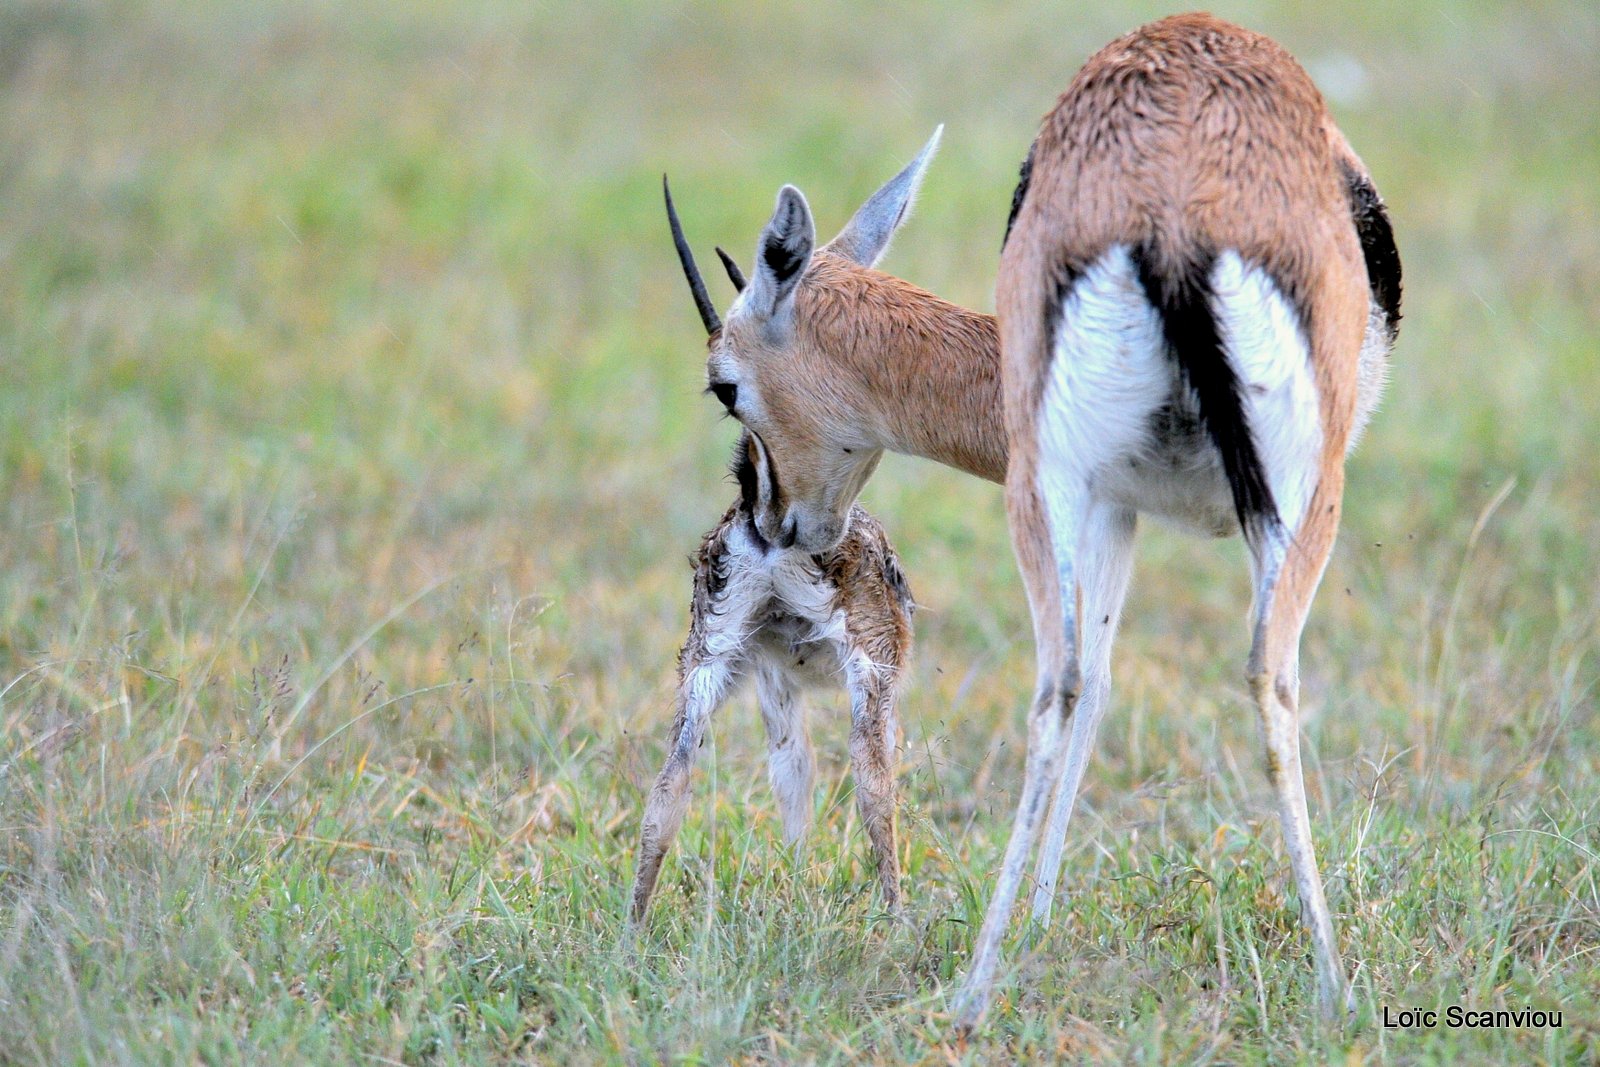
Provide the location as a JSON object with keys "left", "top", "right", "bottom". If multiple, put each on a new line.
{"left": 709, "top": 381, "right": 738, "bottom": 411}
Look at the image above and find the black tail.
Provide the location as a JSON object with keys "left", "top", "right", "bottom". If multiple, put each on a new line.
{"left": 1130, "top": 242, "right": 1279, "bottom": 545}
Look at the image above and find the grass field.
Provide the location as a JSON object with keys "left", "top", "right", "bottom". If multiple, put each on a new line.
{"left": 2, "top": 0, "right": 1598, "bottom": 1062}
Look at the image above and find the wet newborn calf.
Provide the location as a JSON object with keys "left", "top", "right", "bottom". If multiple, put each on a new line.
{"left": 628, "top": 431, "right": 915, "bottom": 924}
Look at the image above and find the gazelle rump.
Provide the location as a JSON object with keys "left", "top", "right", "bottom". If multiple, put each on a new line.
{"left": 953, "top": 13, "right": 1401, "bottom": 1029}
{"left": 626, "top": 431, "right": 916, "bottom": 925}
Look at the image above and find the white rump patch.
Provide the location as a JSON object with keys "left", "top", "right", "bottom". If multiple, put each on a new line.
{"left": 1209, "top": 252, "right": 1323, "bottom": 534}
{"left": 1035, "top": 245, "right": 1168, "bottom": 602}
{"left": 1037, "top": 246, "right": 1169, "bottom": 481}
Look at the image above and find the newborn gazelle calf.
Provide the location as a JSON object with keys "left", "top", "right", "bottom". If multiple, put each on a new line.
{"left": 627, "top": 430, "right": 915, "bottom": 925}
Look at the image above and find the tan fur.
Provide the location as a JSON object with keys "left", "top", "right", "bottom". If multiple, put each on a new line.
{"left": 1003, "top": 431, "right": 1069, "bottom": 678}
{"left": 712, "top": 251, "right": 1006, "bottom": 545}
{"left": 628, "top": 495, "right": 915, "bottom": 926}
{"left": 1002, "top": 14, "right": 1367, "bottom": 426}
{"left": 794, "top": 255, "right": 1007, "bottom": 484}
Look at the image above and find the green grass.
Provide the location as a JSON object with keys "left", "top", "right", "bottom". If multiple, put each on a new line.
{"left": 2, "top": 0, "right": 1598, "bottom": 1062}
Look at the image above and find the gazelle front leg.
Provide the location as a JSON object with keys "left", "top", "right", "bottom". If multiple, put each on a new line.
{"left": 845, "top": 658, "right": 902, "bottom": 912}
{"left": 755, "top": 662, "right": 816, "bottom": 846}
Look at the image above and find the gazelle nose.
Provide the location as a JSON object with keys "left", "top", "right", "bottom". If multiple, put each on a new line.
{"left": 778, "top": 515, "right": 799, "bottom": 549}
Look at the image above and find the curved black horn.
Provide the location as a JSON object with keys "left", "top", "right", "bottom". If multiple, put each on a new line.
{"left": 663, "top": 175, "right": 720, "bottom": 334}
{"left": 715, "top": 246, "right": 747, "bottom": 292}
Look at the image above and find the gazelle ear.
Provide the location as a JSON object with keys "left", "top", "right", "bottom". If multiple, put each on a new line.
{"left": 747, "top": 185, "right": 815, "bottom": 320}
{"left": 827, "top": 125, "right": 942, "bottom": 268}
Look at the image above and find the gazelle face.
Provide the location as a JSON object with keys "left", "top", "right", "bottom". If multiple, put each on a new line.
{"left": 710, "top": 312, "right": 883, "bottom": 550}
{"left": 665, "top": 128, "right": 941, "bottom": 552}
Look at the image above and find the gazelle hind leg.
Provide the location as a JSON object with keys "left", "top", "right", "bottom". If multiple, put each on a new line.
{"left": 756, "top": 663, "right": 815, "bottom": 846}
{"left": 1214, "top": 247, "right": 1353, "bottom": 1016}
{"left": 846, "top": 662, "right": 901, "bottom": 911}
{"left": 1031, "top": 502, "right": 1136, "bottom": 926}
{"left": 1248, "top": 467, "right": 1348, "bottom": 1019}
{"left": 953, "top": 467, "right": 1085, "bottom": 1033}
{"left": 958, "top": 244, "right": 1168, "bottom": 1030}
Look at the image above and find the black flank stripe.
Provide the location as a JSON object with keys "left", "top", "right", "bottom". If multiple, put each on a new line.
{"left": 1002, "top": 139, "right": 1037, "bottom": 252}
{"left": 1341, "top": 161, "right": 1403, "bottom": 340}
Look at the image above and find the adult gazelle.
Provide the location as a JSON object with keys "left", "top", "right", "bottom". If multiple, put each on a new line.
{"left": 660, "top": 16, "right": 1400, "bottom": 1023}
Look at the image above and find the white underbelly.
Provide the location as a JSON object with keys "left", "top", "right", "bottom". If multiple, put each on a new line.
{"left": 1095, "top": 406, "right": 1239, "bottom": 537}
{"left": 750, "top": 623, "right": 847, "bottom": 686}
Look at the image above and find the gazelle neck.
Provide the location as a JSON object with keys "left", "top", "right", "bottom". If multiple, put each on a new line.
{"left": 800, "top": 255, "right": 1007, "bottom": 484}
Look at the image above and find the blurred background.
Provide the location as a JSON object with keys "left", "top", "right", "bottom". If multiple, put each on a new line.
{"left": 1, "top": 0, "right": 1596, "bottom": 1060}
